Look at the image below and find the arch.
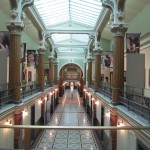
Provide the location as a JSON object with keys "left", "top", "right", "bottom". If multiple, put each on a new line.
{"left": 59, "top": 63, "right": 83, "bottom": 79}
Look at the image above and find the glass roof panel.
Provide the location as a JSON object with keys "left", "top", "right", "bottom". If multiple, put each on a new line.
{"left": 51, "top": 34, "right": 70, "bottom": 43}
{"left": 34, "top": 0, "right": 102, "bottom": 28}
{"left": 72, "top": 34, "right": 89, "bottom": 43}
{"left": 34, "top": 0, "right": 103, "bottom": 51}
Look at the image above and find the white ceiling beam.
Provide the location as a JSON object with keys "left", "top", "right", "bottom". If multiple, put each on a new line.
{"left": 45, "top": 30, "right": 94, "bottom": 34}
{"left": 55, "top": 44, "right": 87, "bottom": 48}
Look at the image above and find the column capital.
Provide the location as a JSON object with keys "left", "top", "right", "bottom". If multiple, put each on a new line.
{"left": 48, "top": 52, "right": 55, "bottom": 61}
{"left": 93, "top": 42, "right": 103, "bottom": 55}
{"left": 89, "top": 34, "right": 95, "bottom": 40}
{"left": 87, "top": 53, "right": 93, "bottom": 62}
{"left": 37, "top": 49, "right": 45, "bottom": 55}
{"left": 7, "top": 0, "right": 34, "bottom": 35}
{"left": 7, "top": 22, "right": 24, "bottom": 35}
{"left": 111, "top": 23, "right": 128, "bottom": 37}
{"left": 38, "top": 35, "right": 46, "bottom": 54}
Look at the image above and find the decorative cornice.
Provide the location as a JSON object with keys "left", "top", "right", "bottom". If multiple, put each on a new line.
{"left": 7, "top": 22, "right": 24, "bottom": 35}
{"left": 93, "top": 41, "right": 103, "bottom": 55}
{"left": 21, "top": 0, "right": 34, "bottom": 10}
{"left": 87, "top": 53, "right": 93, "bottom": 62}
{"left": 101, "top": 0, "right": 126, "bottom": 23}
{"left": 101, "top": 0, "right": 114, "bottom": 11}
{"left": 111, "top": 23, "right": 128, "bottom": 37}
{"left": 48, "top": 52, "right": 55, "bottom": 61}
{"left": 37, "top": 49, "right": 45, "bottom": 55}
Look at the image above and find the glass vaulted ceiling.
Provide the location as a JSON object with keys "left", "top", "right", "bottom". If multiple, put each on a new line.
{"left": 34, "top": 0, "right": 103, "bottom": 53}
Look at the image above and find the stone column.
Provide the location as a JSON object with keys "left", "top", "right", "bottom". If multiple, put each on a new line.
{"left": 110, "top": 108, "right": 118, "bottom": 150}
{"left": 87, "top": 53, "right": 93, "bottom": 87}
{"left": 101, "top": 1, "right": 128, "bottom": 150}
{"left": 54, "top": 59, "right": 58, "bottom": 85}
{"left": 41, "top": 96, "right": 45, "bottom": 124}
{"left": 84, "top": 61, "right": 86, "bottom": 85}
{"left": 7, "top": 24, "right": 24, "bottom": 102}
{"left": 7, "top": 0, "right": 34, "bottom": 102}
{"left": 48, "top": 52, "right": 55, "bottom": 86}
{"left": 80, "top": 77, "right": 83, "bottom": 97}
{"left": 93, "top": 37, "right": 102, "bottom": 91}
{"left": 111, "top": 24, "right": 127, "bottom": 103}
{"left": 14, "top": 113, "right": 23, "bottom": 149}
{"left": 58, "top": 77, "right": 63, "bottom": 97}
{"left": 38, "top": 49, "right": 45, "bottom": 91}
{"left": 101, "top": 0, "right": 128, "bottom": 103}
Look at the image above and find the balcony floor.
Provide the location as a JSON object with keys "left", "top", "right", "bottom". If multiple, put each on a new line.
{"left": 36, "top": 89, "right": 100, "bottom": 150}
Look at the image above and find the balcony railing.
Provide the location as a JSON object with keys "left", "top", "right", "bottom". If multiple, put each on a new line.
{"left": 0, "top": 125, "right": 149, "bottom": 150}
{"left": 98, "top": 82, "right": 112, "bottom": 98}
{"left": 0, "top": 81, "right": 52, "bottom": 109}
{"left": 0, "top": 88, "right": 14, "bottom": 108}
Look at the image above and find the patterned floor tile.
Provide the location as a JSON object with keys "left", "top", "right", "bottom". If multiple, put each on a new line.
{"left": 36, "top": 89, "right": 99, "bottom": 150}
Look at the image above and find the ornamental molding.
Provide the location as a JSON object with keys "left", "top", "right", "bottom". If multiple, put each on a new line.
{"left": 93, "top": 42, "right": 103, "bottom": 55}
{"left": 8, "top": 0, "right": 34, "bottom": 27}
{"left": 101, "top": 0, "right": 114, "bottom": 11}
{"left": 101, "top": 0, "right": 126, "bottom": 23}
{"left": 111, "top": 23, "right": 128, "bottom": 37}
{"left": 21, "top": 0, "right": 34, "bottom": 10}
{"left": 37, "top": 49, "right": 45, "bottom": 55}
{"left": 87, "top": 53, "right": 93, "bottom": 62}
{"left": 48, "top": 52, "right": 55, "bottom": 61}
{"left": 7, "top": 22, "right": 24, "bottom": 35}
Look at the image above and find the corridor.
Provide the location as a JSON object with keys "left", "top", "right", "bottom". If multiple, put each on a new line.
{"left": 36, "top": 89, "right": 99, "bottom": 150}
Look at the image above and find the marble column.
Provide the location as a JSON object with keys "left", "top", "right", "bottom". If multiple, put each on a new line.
{"left": 7, "top": 24, "right": 24, "bottom": 102}
{"left": 14, "top": 112, "right": 23, "bottom": 149}
{"left": 110, "top": 108, "right": 118, "bottom": 150}
{"left": 93, "top": 40, "right": 102, "bottom": 91}
{"left": 41, "top": 96, "right": 45, "bottom": 124}
{"left": 54, "top": 59, "right": 58, "bottom": 85}
{"left": 84, "top": 61, "right": 86, "bottom": 85}
{"left": 111, "top": 24, "right": 127, "bottom": 103}
{"left": 80, "top": 77, "right": 83, "bottom": 97}
{"left": 58, "top": 77, "right": 63, "bottom": 97}
{"left": 38, "top": 49, "right": 45, "bottom": 91}
{"left": 48, "top": 52, "right": 55, "bottom": 86}
{"left": 87, "top": 53, "right": 93, "bottom": 87}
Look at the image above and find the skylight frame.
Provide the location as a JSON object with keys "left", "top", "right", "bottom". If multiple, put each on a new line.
{"left": 34, "top": 0, "right": 103, "bottom": 50}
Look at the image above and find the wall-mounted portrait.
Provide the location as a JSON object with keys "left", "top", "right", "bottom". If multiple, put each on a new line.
{"left": 101, "top": 52, "right": 113, "bottom": 68}
{"left": 126, "top": 33, "right": 140, "bottom": 53}
{"left": 20, "top": 43, "right": 26, "bottom": 62}
{"left": 0, "top": 31, "right": 10, "bottom": 55}
{"left": 27, "top": 50, "right": 36, "bottom": 67}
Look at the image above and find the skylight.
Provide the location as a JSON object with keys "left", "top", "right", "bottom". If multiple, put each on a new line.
{"left": 34, "top": 0, "right": 102, "bottom": 28}
{"left": 34, "top": 0, "right": 103, "bottom": 52}
{"left": 51, "top": 34, "right": 89, "bottom": 44}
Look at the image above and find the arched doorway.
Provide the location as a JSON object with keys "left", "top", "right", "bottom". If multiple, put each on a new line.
{"left": 58, "top": 63, "right": 83, "bottom": 97}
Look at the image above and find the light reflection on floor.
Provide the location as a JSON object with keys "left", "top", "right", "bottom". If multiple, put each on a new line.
{"left": 36, "top": 89, "right": 99, "bottom": 150}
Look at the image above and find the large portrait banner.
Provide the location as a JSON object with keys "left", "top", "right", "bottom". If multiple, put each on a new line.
{"left": 27, "top": 50, "right": 36, "bottom": 67}
{"left": 126, "top": 33, "right": 141, "bottom": 53}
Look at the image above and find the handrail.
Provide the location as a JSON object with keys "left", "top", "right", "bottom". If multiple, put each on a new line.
{"left": 0, "top": 125, "right": 149, "bottom": 130}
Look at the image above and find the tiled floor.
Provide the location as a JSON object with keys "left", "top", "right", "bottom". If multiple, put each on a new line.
{"left": 36, "top": 89, "right": 99, "bottom": 150}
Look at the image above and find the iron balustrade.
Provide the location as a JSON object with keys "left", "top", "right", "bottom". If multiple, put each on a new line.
{"left": 98, "top": 82, "right": 112, "bottom": 98}
{"left": 0, "top": 88, "right": 13, "bottom": 108}
{"left": 21, "top": 82, "right": 40, "bottom": 98}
